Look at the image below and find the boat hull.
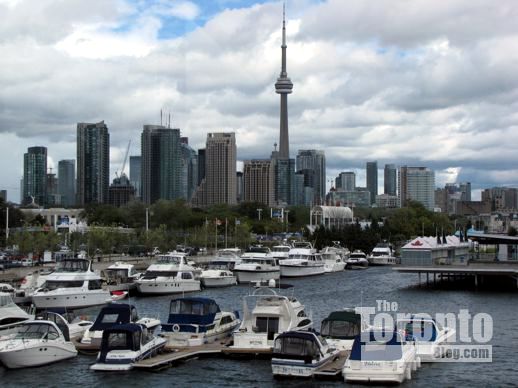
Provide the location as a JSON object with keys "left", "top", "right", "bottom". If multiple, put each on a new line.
{"left": 272, "top": 351, "right": 339, "bottom": 378}
{"left": 0, "top": 342, "right": 77, "bottom": 369}
{"left": 200, "top": 276, "right": 237, "bottom": 288}
{"left": 324, "top": 262, "right": 346, "bottom": 273}
{"left": 280, "top": 264, "right": 325, "bottom": 278}
{"left": 136, "top": 280, "right": 201, "bottom": 295}
{"left": 367, "top": 257, "right": 398, "bottom": 266}
{"left": 233, "top": 269, "right": 280, "bottom": 284}
{"left": 32, "top": 290, "right": 111, "bottom": 309}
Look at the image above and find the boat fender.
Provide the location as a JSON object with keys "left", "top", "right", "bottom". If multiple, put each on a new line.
{"left": 172, "top": 324, "right": 180, "bottom": 332}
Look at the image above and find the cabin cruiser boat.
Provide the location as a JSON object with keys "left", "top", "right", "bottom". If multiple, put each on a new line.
{"left": 271, "top": 244, "right": 291, "bottom": 261}
{"left": 343, "top": 330, "right": 420, "bottom": 384}
{"left": 345, "top": 250, "right": 369, "bottom": 270}
{"left": 136, "top": 252, "right": 200, "bottom": 295}
{"left": 0, "top": 292, "right": 34, "bottom": 337}
{"left": 10, "top": 269, "right": 52, "bottom": 304}
{"left": 90, "top": 323, "right": 166, "bottom": 371}
{"left": 272, "top": 331, "right": 340, "bottom": 378}
{"left": 280, "top": 242, "right": 325, "bottom": 277}
{"left": 161, "top": 297, "right": 240, "bottom": 347}
{"left": 320, "top": 310, "right": 365, "bottom": 351}
{"left": 231, "top": 285, "right": 312, "bottom": 350}
{"left": 214, "top": 248, "right": 242, "bottom": 268}
{"left": 80, "top": 303, "right": 160, "bottom": 349}
{"left": 397, "top": 314, "right": 456, "bottom": 362}
{"left": 367, "top": 243, "right": 397, "bottom": 265}
{"left": 0, "top": 317, "right": 77, "bottom": 368}
{"left": 200, "top": 261, "right": 237, "bottom": 288}
{"left": 320, "top": 249, "right": 346, "bottom": 273}
{"left": 102, "top": 262, "right": 141, "bottom": 293}
{"left": 233, "top": 246, "right": 280, "bottom": 284}
{"left": 31, "top": 258, "right": 111, "bottom": 309}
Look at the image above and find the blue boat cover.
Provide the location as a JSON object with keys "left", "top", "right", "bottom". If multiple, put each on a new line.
{"left": 90, "top": 304, "right": 137, "bottom": 332}
{"left": 350, "top": 330, "right": 404, "bottom": 361}
{"left": 162, "top": 297, "right": 220, "bottom": 333}
{"left": 99, "top": 323, "right": 143, "bottom": 362}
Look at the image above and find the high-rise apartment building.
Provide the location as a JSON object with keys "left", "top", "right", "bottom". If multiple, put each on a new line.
{"left": 296, "top": 150, "right": 326, "bottom": 204}
{"left": 398, "top": 166, "right": 435, "bottom": 210}
{"left": 58, "top": 159, "right": 75, "bottom": 207}
{"left": 335, "top": 172, "right": 356, "bottom": 191}
{"left": 366, "top": 161, "right": 378, "bottom": 205}
{"left": 23, "top": 146, "right": 47, "bottom": 206}
{"left": 384, "top": 164, "right": 397, "bottom": 196}
{"left": 180, "top": 140, "right": 198, "bottom": 201}
{"left": 243, "top": 160, "right": 275, "bottom": 206}
{"left": 129, "top": 156, "right": 141, "bottom": 199}
{"left": 191, "top": 133, "right": 237, "bottom": 207}
{"left": 77, "top": 121, "right": 110, "bottom": 206}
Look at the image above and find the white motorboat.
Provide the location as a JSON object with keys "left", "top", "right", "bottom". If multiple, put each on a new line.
{"left": 397, "top": 314, "right": 456, "bottom": 362}
{"left": 31, "top": 259, "right": 111, "bottom": 309}
{"left": 11, "top": 269, "right": 52, "bottom": 304}
{"left": 367, "top": 243, "right": 398, "bottom": 265}
{"left": 0, "top": 292, "right": 34, "bottom": 337}
{"left": 280, "top": 242, "right": 325, "bottom": 277}
{"left": 102, "top": 262, "right": 141, "bottom": 293}
{"left": 90, "top": 323, "right": 166, "bottom": 371}
{"left": 136, "top": 252, "right": 201, "bottom": 295}
{"left": 161, "top": 297, "right": 240, "bottom": 347}
{"left": 37, "top": 310, "right": 93, "bottom": 340}
{"left": 0, "top": 318, "right": 77, "bottom": 368}
{"left": 200, "top": 261, "right": 237, "bottom": 288}
{"left": 346, "top": 250, "right": 369, "bottom": 270}
{"left": 320, "top": 249, "right": 346, "bottom": 273}
{"left": 271, "top": 244, "right": 291, "bottom": 261}
{"left": 233, "top": 246, "right": 280, "bottom": 284}
{"left": 213, "top": 248, "right": 242, "bottom": 269}
{"left": 343, "top": 330, "right": 420, "bottom": 384}
{"left": 272, "top": 331, "right": 340, "bottom": 378}
{"left": 232, "top": 285, "right": 313, "bottom": 350}
{"left": 320, "top": 309, "right": 364, "bottom": 351}
{"left": 80, "top": 303, "right": 160, "bottom": 350}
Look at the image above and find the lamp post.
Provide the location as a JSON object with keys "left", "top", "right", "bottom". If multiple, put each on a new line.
{"left": 145, "top": 208, "right": 149, "bottom": 233}
{"left": 285, "top": 210, "right": 290, "bottom": 233}
{"left": 257, "top": 208, "right": 262, "bottom": 221}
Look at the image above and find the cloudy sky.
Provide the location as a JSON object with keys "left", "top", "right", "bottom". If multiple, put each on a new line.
{"left": 2, "top": 0, "right": 518, "bottom": 202}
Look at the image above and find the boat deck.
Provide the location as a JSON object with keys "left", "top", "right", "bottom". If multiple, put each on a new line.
{"left": 313, "top": 350, "right": 350, "bottom": 379}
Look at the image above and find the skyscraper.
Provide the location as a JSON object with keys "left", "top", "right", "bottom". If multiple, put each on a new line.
{"left": 141, "top": 125, "right": 182, "bottom": 205}
{"left": 296, "top": 150, "right": 326, "bottom": 204}
{"left": 398, "top": 166, "right": 435, "bottom": 210}
{"left": 129, "top": 156, "right": 141, "bottom": 199}
{"left": 366, "top": 161, "right": 378, "bottom": 205}
{"left": 243, "top": 160, "right": 275, "bottom": 206}
{"left": 384, "top": 164, "right": 397, "bottom": 196}
{"left": 58, "top": 159, "right": 75, "bottom": 207}
{"left": 23, "top": 146, "right": 47, "bottom": 206}
{"left": 180, "top": 139, "right": 198, "bottom": 201}
{"left": 335, "top": 172, "right": 356, "bottom": 191}
{"left": 77, "top": 121, "right": 110, "bottom": 206}
{"left": 191, "top": 133, "right": 237, "bottom": 207}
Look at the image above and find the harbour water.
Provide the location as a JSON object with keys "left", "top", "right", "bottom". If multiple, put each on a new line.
{"left": 1, "top": 267, "right": 517, "bottom": 387}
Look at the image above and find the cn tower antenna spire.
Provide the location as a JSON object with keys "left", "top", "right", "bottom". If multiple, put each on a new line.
{"left": 275, "top": 1, "right": 293, "bottom": 159}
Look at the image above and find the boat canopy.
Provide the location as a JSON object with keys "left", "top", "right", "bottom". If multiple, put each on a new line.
{"left": 163, "top": 297, "right": 220, "bottom": 333}
{"left": 90, "top": 304, "right": 138, "bottom": 332}
{"left": 273, "top": 331, "right": 322, "bottom": 360}
{"left": 321, "top": 310, "right": 362, "bottom": 339}
{"left": 14, "top": 321, "right": 62, "bottom": 341}
{"left": 99, "top": 324, "right": 144, "bottom": 362}
{"left": 350, "top": 330, "right": 404, "bottom": 361}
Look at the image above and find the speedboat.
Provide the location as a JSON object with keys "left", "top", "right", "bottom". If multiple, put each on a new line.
{"left": 136, "top": 252, "right": 200, "bottom": 295}
{"left": 161, "top": 297, "right": 240, "bottom": 347}
{"left": 37, "top": 310, "right": 93, "bottom": 340}
{"left": 0, "top": 318, "right": 77, "bottom": 368}
{"left": 200, "top": 262, "right": 237, "bottom": 288}
{"left": 397, "top": 314, "right": 456, "bottom": 362}
{"left": 102, "top": 262, "right": 141, "bottom": 293}
{"left": 343, "top": 329, "right": 420, "bottom": 384}
{"left": 31, "top": 258, "right": 111, "bottom": 309}
{"left": 231, "top": 285, "right": 312, "bottom": 350}
{"left": 280, "top": 243, "right": 325, "bottom": 277}
{"left": 367, "top": 243, "right": 398, "bottom": 265}
{"left": 320, "top": 309, "right": 365, "bottom": 351}
{"left": 90, "top": 323, "right": 166, "bottom": 371}
{"left": 345, "top": 250, "right": 369, "bottom": 270}
{"left": 80, "top": 303, "right": 161, "bottom": 349}
{"left": 233, "top": 246, "right": 280, "bottom": 284}
{"left": 0, "top": 292, "right": 34, "bottom": 338}
{"left": 271, "top": 331, "right": 340, "bottom": 378}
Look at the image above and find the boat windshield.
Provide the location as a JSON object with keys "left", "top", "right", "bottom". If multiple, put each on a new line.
{"left": 142, "top": 271, "right": 177, "bottom": 279}
{"left": 273, "top": 246, "right": 290, "bottom": 253}
{"left": 105, "top": 268, "right": 129, "bottom": 279}
{"left": 321, "top": 319, "right": 361, "bottom": 339}
{"left": 105, "top": 331, "right": 140, "bottom": 351}
{"left": 55, "top": 260, "right": 89, "bottom": 273}
{"left": 274, "top": 336, "right": 319, "bottom": 357}
{"left": 242, "top": 258, "right": 272, "bottom": 264}
{"left": 157, "top": 255, "right": 183, "bottom": 264}
{"left": 41, "top": 280, "right": 84, "bottom": 290}
{"left": 246, "top": 246, "right": 270, "bottom": 254}
{"left": 207, "top": 262, "right": 230, "bottom": 270}
{"left": 0, "top": 293, "right": 15, "bottom": 307}
{"left": 15, "top": 323, "right": 60, "bottom": 340}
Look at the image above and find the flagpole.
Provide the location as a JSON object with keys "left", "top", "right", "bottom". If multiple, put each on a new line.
{"left": 225, "top": 218, "right": 228, "bottom": 249}
{"left": 215, "top": 219, "right": 218, "bottom": 252}
{"left": 234, "top": 219, "right": 237, "bottom": 248}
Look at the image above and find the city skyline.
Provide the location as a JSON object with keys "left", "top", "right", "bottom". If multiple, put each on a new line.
{"left": 2, "top": 1, "right": 518, "bottom": 201}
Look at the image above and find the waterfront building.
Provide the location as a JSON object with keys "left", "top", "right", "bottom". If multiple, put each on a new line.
{"left": 191, "top": 132, "right": 237, "bottom": 207}
{"left": 141, "top": 125, "right": 182, "bottom": 205}
{"left": 366, "top": 161, "right": 378, "bottom": 205}
{"left": 296, "top": 150, "right": 326, "bottom": 205}
{"left": 335, "top": 172, "right": 355, "bottom": 191}
{"left": 129, "top": 156, "right": 141, "bottom": 199}
{"left": 58, "top": 159, "right": 75, "bottom": 207}
{"left": 77, "top": 121, "right": 110, "bottom": 206}
{"left": 400, "top": 235, "right": 469, "bottom": 266}
{"left": 384, "top": 164, "right": 397, "bottom": 196}
{"left": 108, "top": 175, "right": 135, "bottom": 207}
{"left": 398, "top": 166, "right": 435, "bottom": 210}
{"left": 23, "top": 146, "right": 47, "bottom": 207}
{"left": 243, "top": 159, "right": 275, "bottom": 206}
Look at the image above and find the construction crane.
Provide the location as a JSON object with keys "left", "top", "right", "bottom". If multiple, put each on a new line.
{"left": 116, "top": 140, "right": 131, "bottom": 179}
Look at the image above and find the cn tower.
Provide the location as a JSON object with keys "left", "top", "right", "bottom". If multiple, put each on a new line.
{"left": 274, "top": 4, "right": 293, "bottom": 159}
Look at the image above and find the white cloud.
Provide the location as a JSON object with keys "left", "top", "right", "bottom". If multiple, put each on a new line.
{"left": 167, "top": 1, "right": 199, "bottom": 20}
